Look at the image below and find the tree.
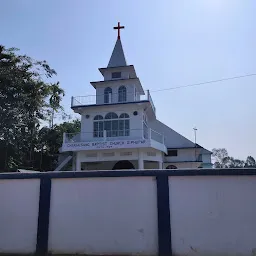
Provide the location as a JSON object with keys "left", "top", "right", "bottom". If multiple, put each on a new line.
{"left": 212, "top": 148, "right": 229, "bottom": 168}
{"left": 244, "top": 156, "right": 256, "bottom": 168}
{"left": 35, "top": 119, "right": 81, "bottom": 171}
{"left": 0, "top": 45, "right": 64, "bottom": 170}
{"left": 212, "top": 148, "right": 255, "bottom": 169}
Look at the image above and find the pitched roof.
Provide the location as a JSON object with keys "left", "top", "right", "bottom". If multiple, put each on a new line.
{"left": 150, "top": 120, "right": 211, "bottom": 154}
{"left": 107, "top": 39, "right": 127, "bottom": 68}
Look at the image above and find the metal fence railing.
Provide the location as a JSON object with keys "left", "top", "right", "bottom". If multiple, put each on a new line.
{"left": 71, "top": 90, "right": 156, "bottom": 114}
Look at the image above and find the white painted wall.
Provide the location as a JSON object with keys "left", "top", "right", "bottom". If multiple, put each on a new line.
{"left": 48, "top": 177, "right": 158, "bottom": 255}
{"left": 202, "top": 153, "right": 212, "bottom": 163}
{"left": 96, "top": 83, "right": 136, "bottom": 105}
{"left": 0, "top": 179, "right": 40, "bottom": 254}
{"left": 164, "top": 148, "right": 199, "bottom": 162}
{"left": 103, "top": 69, "right": 130, "bottom": 81}
{"left": 169, "top": 176, "right": 256, "bottom": 256}
{"left": 80, "top": 104, "right": 144, "bottom": 141}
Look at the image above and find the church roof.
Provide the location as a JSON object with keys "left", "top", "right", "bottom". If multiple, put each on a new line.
{"left": 149, "top": 120, "right": 211, "bottom": 153}
{"left": 107, "top": 39, "right": 127, "bottom": 68}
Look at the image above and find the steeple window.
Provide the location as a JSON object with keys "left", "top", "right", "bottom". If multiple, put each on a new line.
{"left": 104, "top": 87, "right": 112, "bottom": 103}
{"left": 112, "top": 72, "right": 121, "bottom": 79}
{"left": 118, "top": 86, "right": 127, "bottom": 102}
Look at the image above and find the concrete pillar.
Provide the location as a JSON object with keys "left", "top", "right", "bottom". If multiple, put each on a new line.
{"left": 158, "top": 161, "right": 163, "bottom": 169}
{"left": 76, "top": 152, "right": 81, "bottom": 171}
{"left": 138, "top": 149, "right": 144, "bottom": 170}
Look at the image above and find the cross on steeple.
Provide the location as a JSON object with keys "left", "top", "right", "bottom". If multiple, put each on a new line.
{"left": 114, "top": 22, "right": 125, "bottom": 40}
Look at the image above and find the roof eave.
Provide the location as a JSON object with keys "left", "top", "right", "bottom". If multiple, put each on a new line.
{"left": 99, "top": 65, "right": 135, "bottom": 75}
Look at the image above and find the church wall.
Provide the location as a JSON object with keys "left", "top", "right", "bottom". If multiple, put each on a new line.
{"left": 79, "top": 105, "right": 144, "bottom": 141}
{"left": 76, "top": 148, "right": 163, "bottom": 166}
{"left": 95, "top": 82, "right": 136, "bottom": 105}
{"left": 48, "top": 176, "right": 158, "bottom": 255}
{"left": 164, "top": 148, "right": 199, "bottom": 162}
{"left": 202, "top": 153, "right": 212, "bottom": 164}
{"left": 103, "top": 70, "right": 130, "bottom": 80}
{"left": 0, "top": 178, "right": 40, "bottom": 254}
{"left": 83, "top": 160, "right": 138, "bottom": 170}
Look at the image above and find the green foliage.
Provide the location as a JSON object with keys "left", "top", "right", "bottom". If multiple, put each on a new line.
{"left": 212, "top": 148, "right": 256, "bottom": 168}
{"left": 0, "top": 45, "right": 65, "bottom": 170}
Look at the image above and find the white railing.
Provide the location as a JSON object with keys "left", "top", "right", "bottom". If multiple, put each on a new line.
{"left": 71, "top": 90, "right": 156, "bottom": 114}
{"left": 63, "top": 129, "right": 144, "bottom": 143}
{"left": 150, "top": 129, "right": 164, "bottom": 144}
{"left": 63, "top": 127, "right": 164, "bottom": 144}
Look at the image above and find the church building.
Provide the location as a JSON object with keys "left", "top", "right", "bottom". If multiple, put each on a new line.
{"left": 58, "top": 23, "right": 212, "bottom": 171}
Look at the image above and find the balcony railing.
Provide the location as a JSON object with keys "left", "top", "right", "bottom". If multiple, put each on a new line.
{"left": 63, "top": 128, "right": 164, "bottom": 145}
{"left": 71, "top": 90, "right": 156, "bottom": 114}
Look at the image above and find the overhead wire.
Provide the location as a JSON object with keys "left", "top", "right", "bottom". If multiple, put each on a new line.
{"left": 150, "top": 73, "right": 256, "bottom": 93}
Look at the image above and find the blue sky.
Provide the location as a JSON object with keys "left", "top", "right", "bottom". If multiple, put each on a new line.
{"left": 1, "top": 0, "right": 256, "bottom": 159}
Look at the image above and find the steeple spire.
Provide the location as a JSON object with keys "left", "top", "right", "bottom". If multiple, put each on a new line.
{"left": 107, "top": 22, "right": 127, "bottom": 68}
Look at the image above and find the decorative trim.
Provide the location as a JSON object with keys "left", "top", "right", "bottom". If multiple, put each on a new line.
{"left": 120, "top": 152, "right": 132, "bottom": 156}
{"left": 103, "top": 152, "right": 115, "bottom": 157}
{"left": 1, "top": 169, "right": 256, "bottom": 180}
{"left": 86, "top": 153, "right": 97, "bottom": 157}
{"left": 147, "top": 152, "right": 156, "bottom": 156}
{"left": 36, "top": 177, "right": 51, "bottom": 255}
{"left": 164, "top": 160, "right": 203, "bottom": 163}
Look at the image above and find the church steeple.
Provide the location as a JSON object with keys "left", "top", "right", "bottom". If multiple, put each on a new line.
{"left": 107, "top": 39, "right": 127, "bottom": 67}
{"left": 107, "top": 22, "right": 127, "bottom": 68}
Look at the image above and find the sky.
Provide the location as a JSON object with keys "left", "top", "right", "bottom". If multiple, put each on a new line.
{"left": 1, "top": 0, "right": 256, "bottom": 159}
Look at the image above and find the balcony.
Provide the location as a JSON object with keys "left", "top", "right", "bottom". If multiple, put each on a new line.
{"left": 62, "top": 127, "right": 166, "bottom": 153}
{"left": 71, "top": 90, "right": 156, "bottom": 114}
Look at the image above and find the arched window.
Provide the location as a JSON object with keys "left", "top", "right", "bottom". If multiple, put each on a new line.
{"left": 118, "top": 86, "right": 127, "bottom": 102}
{"left": 101, "top": 112, "right": 130, "bottom": 138}
{"left": 119, "top": 113, "right": 130, "bottom": 136}
{"left": 104, "top": 87, "right": 112, "bottom": 103}
{"left": 93, "top": 115, "right": 103, "bottom": 137}
{"left": 105, "top": 112, "right": 118, "bottom": 119}
{"left": 166, "top": 165, "right": 178, "bottom": 169}
{"left": 104, "top": 112, "right": 119, "bottom": 137}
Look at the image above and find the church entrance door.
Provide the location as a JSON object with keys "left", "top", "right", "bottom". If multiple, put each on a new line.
{"left": 112, "top": 160, "right": 135, "bottom": 170}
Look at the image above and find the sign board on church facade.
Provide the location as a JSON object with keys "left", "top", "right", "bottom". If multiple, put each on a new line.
{"left": 62, "top": 139, "right": 150, "bottom": 152}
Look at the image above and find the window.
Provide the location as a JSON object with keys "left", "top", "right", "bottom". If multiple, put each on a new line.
{"left": 93, "top": 112, "right": 130, "bottom": 138}
{"left": 112, "top": 72, "right": 121, "bottom": 79}
{"left": 166, "top": 165, "right": 177, "bottom": 169}
{"left": 119, "top": 113, "right": 130, "bottom": 136}
{"left": 105, "top": 112, "right": 119, "bottom": 137}
{"left": 118, "top": 86, "right": 127, "bottom": 102}
{"left": 104, "top": 87, "right": 112, "bottom": 103}
{"left": 93, "top": 115, "right": 103, "bottom": 137}
{"left": 165, "top": 150, "right": 178, "bottom": 157}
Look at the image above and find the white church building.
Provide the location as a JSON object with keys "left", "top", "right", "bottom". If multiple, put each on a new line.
{"left": 59, "top": 23, "right": 212, "bottom": 171}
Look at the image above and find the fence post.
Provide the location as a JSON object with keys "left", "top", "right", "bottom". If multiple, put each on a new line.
{"left": 156, "top": 175, "right": 172, "bottom": 256}
{"left": 36, "top": 177, "right": 51, "bottom": 256}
